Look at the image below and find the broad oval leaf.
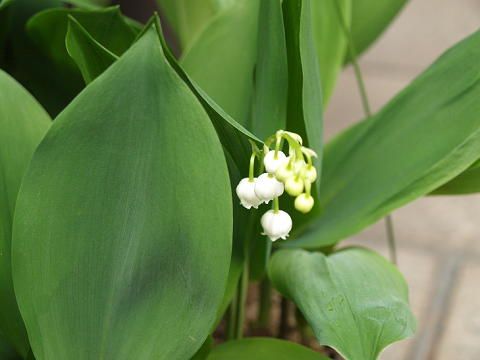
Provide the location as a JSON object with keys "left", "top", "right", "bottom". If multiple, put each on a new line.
{"left": 12, "top": 25, "right": 232, "bottom": 360}
{"left": 349, "top": 0, "right": 407, "bottom": 59}
{"left": 289, "top": 29, "right": 480, "bottom": 248}
{"left": 268, "top": 248, "right": 416, "bottom": 360}
{"left": 0, "top": 70, "right": 50, "bottom": 357}
{"left": 207, "top": 338, "right": 329, "bottom": 360}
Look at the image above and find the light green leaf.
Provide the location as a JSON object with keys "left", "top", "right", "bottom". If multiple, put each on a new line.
{"left": 66, "top": 16, "right": 118, "bottom": 83}
{"left": 289, "top": 29, "right": 480, "bottom": 248}
{"left": 312, "top": 0, "right": 351, "bottom": 104}
{"left": 157, "top": 0, "right": 235, "bottom": 50}
{"left": 250, "top": 0, "right": 287, "bottom": 139}
{"left": 0, "top": 70, "right": 50, "bottom": 358}
{"left": 269, "top": 248, "right": 415, "bottom": 360}
{"left": 181, "top": 0, "right": 260, "bottom": 128}
{"left": 432, "top": 159, "right": 480, "bottom": 195}
{"left": 283, "top": 0, "right": 323, "bottom": 195}
{"left": 349, "top": 0, "right": 407, "bottom": 58}
{"left": 12, "top": 25, "right": 232, "bottom": 360}
{"left": 207, "top": 338, "right": 329, "bottom": 360}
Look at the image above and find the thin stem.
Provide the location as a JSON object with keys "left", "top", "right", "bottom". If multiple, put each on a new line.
{"left": 235, "top": 260, "right": 249, "bottom": 339}
{"left": 273, "top": 197, "right": 280, "bottom": 213}
{"left": 248, "top": 153, "right": 256, "bottom": 181}
{"left": 226, "top": 289, "right": 238, "bottom": 340}
{"left": 334, "top": 1, "right": 397, "bottom": 264}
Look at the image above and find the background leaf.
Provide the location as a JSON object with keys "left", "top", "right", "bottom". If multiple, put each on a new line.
{"left": 181, "top": 0, "right": 259, "bottom": 128}
{"left": 66, "top": 16, "right": 118, "bottom": 83}
{"left": 0, "top": 70, "right": 50, "bottom": 358}
{"left": 269, "top": 248, "right": 415, "bottom": 360}
{"left": 13, "top": 26, "right": 232, "bottom": 360}
{"left": 311, "top": 0, "right": 351, "bottom": 104}
{"left": 207, "top": 338, "right": 329, "bottom": 360}
{"left": 349, "top": 0, "right": 407, "bottom": 58}
{"left": 289, "top": 29, "right": 480, "bottom": 248}
{"left": 157, "top": 0, "right": 235, "bottom": 50}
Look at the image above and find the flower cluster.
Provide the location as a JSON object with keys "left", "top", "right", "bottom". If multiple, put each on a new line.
{"left": 236, "top": 130, "right": 317, "bottom": 241}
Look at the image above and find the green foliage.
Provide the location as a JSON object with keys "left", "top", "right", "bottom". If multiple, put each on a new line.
{"left": 0, "top": 70, "right": 51, "bottom": 358}
{"left": 269, "top": 248, "right": 415, "bottom": 360}
{"left": 207, "top": 338, "right": 329, "bottom": 359}
{"left": 12, "top": 25, "right": 232, "bottom": 359}
{"left": 289, "top": 29, "right": 480, "bottom": 248}
{"left": 349, "top": 0, "right": 408, "bottom": 57}
{"left": 432, "top": 159, "right": 480, "bottom": 195}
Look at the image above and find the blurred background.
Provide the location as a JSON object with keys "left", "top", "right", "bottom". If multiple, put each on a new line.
{"left": 115, "top": 0, "right": 480, "bottom": 358}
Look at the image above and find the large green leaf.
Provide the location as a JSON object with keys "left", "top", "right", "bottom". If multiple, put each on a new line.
{"left": 66, "top": 16, "right": 118, "bottom": 83}
{"left": 0, "top": 331, "right": 20, "bottom": 360}
{"left": 312, "top": 0, "right": 351, "bottom": 104}
{"left": 0, "top": 70, "right": 50, "bottom": 358}
{"left": 349, "top": 0, "right": 407, "bottom": 58}
{"left": 283, "top": 0, "right": 323, "bottom": 195}
{"left": 207, "top": 338, "right": 329, "bottom": 360}
{"left": 269, "top": 248, "right": 415, "bottom": 360}
{"left": 289, "top": 29, "right": 480, "bottom": 248}
{"left": 181, "top": 0, "right": 259, "bottom": 128}
{"left": 12, "top": 25, "right": 232, "bottom": 360}
{"left": 157, "top": 0, "right": 235, "bottom": 50}
{"left": 432, "top": 159, "right": 480, "bottom": 195}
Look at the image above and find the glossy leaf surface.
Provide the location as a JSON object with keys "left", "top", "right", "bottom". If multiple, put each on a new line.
{"left": 269, "top": 248, "right": 415, "bottom": 360}
{"left": 289, "top": 29, "right": 480, "bottom": 248}
{"left": 13, "top": 26, "right": 232, "bottom": 360}
{"left": 208, "top": 338, "right": 329, "bottom": 360}
{"left": 0, "top": 70, "right": 50, "bottom": 357}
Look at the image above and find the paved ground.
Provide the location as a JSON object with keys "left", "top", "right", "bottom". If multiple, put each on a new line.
{"left": 325, "top": 1, "right": 480, "bottom": 359}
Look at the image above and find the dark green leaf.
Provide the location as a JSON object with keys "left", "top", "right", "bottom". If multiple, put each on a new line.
{"left": 0, "top": 70, "right": 50, "bottom": 358}
{"left": 289, "top": 29, "right": 480, "bottom": 248}
{"left": 207, "top": 338, "right": 329, "bottom": 360}
{"left": 63, "top": 0, "right": 111, "bottom": 9}
{"left": 13, "top": 25, "right": 232, "bottom": 359}
{"left": 0, "top": 0, "right": 14, "bottom": 11}
{"left": 66, "top": 16, "right": 117, "bottom": 83}
{"left": 349, "top": 0, "right": 407, "bottom": 58}
{"left": 312, "top": 0, "right": 351, "bottom": 104}
{"left": 283, "top": 0, "right": 323, "bottom": 195}
{"left": 181, "top": 0, "right": 260, "bottom": 128}
{"left": 27, "top": 6, "right": 137, "bottom": 65}
{"left": 1, "top": 0, "right": 73, "bottom": 115}
{"left": 269, "top": 248, "right": 415, "bottom": 360}
{"left": 250, "top": 0, "right": 287, "bottom": 139}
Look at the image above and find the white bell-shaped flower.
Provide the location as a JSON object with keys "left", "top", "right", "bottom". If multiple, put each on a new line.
{"left": 302, "top": 165, "right": 317, "bottom": 182}
{"left": 285, "top": 176, "right": 304, "bottom": 196}
{"left": 275, "top": 161, "right": 294, "bottom": 182}
{"left": 236, "top": 178, "right": 262, "bottom": 209}
{"left": 295, "top": 193, "right": 314, "bottom": 213}
{"left": 255, "top": 173, "right": 284, "bottom": 203}
{"left": 263, "top": 150, "right": 287, "bottom": 174}
{"left": 261, "top": 210, "right": 292, "bottom": 241}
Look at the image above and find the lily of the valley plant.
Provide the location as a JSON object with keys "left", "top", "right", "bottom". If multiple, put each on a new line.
{"left": 0, "top": 0, "right": 478, "bottom": 359}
